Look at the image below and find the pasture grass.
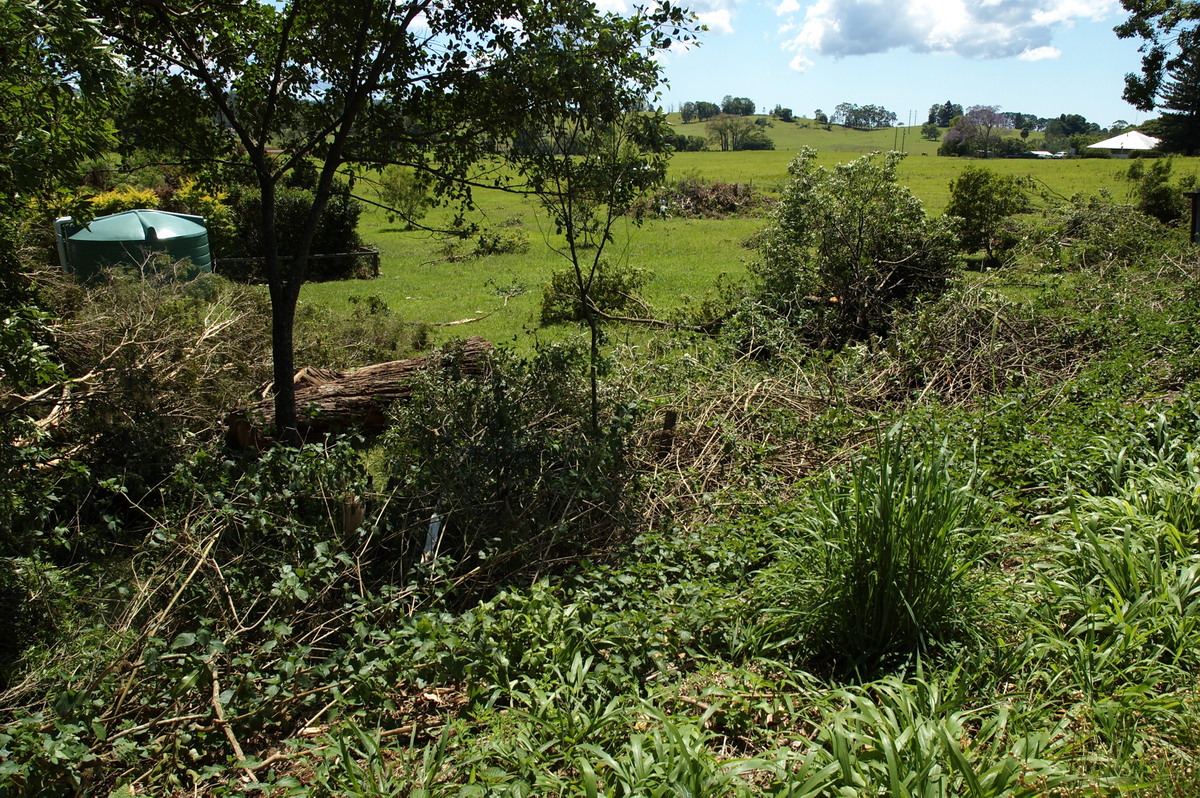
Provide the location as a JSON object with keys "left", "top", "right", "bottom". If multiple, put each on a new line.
{"left": 299, "top": 124, "right": 1200, "bottom": 350}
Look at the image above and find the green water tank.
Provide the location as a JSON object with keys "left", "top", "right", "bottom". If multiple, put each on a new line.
{"left": 56, "top": 209, "right": 213, "bottom": 280}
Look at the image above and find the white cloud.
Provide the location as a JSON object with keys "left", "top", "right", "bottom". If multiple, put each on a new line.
{"left": 779, "top": 0, "right": 1117, "bottom": 67}
{"left": 1031, "top": 0, "right": 1116, "bottom": 26}
{"left": 698, "top": 8, "right": 735, "bottom": 35}
{"left": 1018, "top": 45, "right": 1062, "bottom": 60}
{"left": 789, "top": 52, "right": 815, "bottom": 71}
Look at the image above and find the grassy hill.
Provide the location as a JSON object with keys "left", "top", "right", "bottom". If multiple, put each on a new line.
{"left": 668, "top": 113, "right": 944, "bottom": 156}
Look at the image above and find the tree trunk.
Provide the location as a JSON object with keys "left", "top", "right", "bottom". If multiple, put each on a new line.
{"left": 269, "top": 277, "right": 301, "bottom": 444}
{"left": 260, "top": 176, "right": 304, "bottom": 446}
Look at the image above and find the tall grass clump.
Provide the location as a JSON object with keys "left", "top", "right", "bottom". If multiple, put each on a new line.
{"left": 769, "top": 426, "right": 984, "bottom": 672}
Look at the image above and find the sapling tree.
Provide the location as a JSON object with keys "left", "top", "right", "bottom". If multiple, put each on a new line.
{"left": 503, "top": 10, "right": 689, "bottom": 433}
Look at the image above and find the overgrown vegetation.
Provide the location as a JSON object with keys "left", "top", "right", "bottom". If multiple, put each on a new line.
{"left": 540, "top": 262, "right": 653, "bottom": 324}
{"left": 9, "top": 120, "right": 1200, "bottom": 796}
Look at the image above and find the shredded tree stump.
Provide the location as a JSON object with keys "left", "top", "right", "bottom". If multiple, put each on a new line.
{"left": 226, "top": 337, "right": 493, "bottom": 448}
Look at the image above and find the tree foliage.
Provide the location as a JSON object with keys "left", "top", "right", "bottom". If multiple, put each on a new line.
{"left": 720, "top": 95, "right": 756, "bottom": 116}
{"left": 1154, "top": 32, "right": 1200, "bottom": 154}
{"left": 86, "top": 0, "right": 688, "bottom": 441}
{"left": 945, "top": 165, "right": 1030, "bottom": 261}
{"left": 1123, "top": 157, "right": 1198, "bottom": 223}
{"left": 1117, "top": 0, "right": 1200, "bottom": 106}
{"left": 939, "top": 105, "right": 1006, "bottom": 158}
{"left": 927, "top": 101, "right": 963, "bottom": 128}
{"left": 751, "top": 148, "right": 959, "bottom": 345}
{"left": 1116, "top": 3, "right": 1200, "bottom": 152}
{"left": 1, "top": 1, "right": 123, "bottom": 556}
{"left": 1, "top": 0, "right": 121, "bottom": 219}
{"left": 373, "top": 165, "right": 432, "bottom": 229}
{"left": 706, "top": 114, "right": 774, "bottom": 151}
{"left": 832, "top": 102, "right": 898, "bottom": 130}
{"left": 681, "top": 100, "right": 721, "bottom": 122}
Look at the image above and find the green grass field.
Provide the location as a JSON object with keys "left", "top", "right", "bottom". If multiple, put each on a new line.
{"left": 299, "top": 118, "right": 1200, "bottom": 348}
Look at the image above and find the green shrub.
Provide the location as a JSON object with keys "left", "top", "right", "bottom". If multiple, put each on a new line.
{"left": 540, "top": 261, "right": 652, "bottom": 325}
{"left": 1122, "top": 157, "right": 1198, "bottom": 225}
{"left": 945, "top": 165, "right": 1030, "bottom": 261}
{"left": 751, "top": 148, "right": 959, "bottom": 347}
{"left": 87, "top": 185, "right": 160, "bottom": 216}
{"left": 161, "top": 178, "right": 238, "bottom": 258}
{"left": 437, "top": 227, "right": 530, "bottom": 262}
{"left": 472, "top": 228, "right": 529, "bottom": 257}
{"left": 374, "top": 164, "right": 431, "bottom": 229}
{"left": 222, "top": 182, "right": 368, "bottom": 282}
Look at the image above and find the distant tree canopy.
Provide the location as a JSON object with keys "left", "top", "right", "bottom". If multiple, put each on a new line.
{"left": 706, "top": 114, "right": 774, "bottom": 151}
{"left": 681, "top": 100, "right": 721, "bottom": 123}
{"left": 721, "top": 95, "right": 755, "bottom": 116}
{"left": 771, "top": 105, "right": 795, "bottom": 123}
{"left": 927, "top": 101, "right": 963, "bottom": 128}
{"left": 833, "top": 102, "right": 897, "bottom": 130}
{"left": 1003, "top": 112, "right": 1040, "bottom": 132}
{"left": 939, "top": 105, "right": 1007, "bottom": 158}
{"left": 1043, "top": 114, "right": 1101, "bottom": 140}
{"left": 666, "top": 132, "right": 707, "bottom": 152}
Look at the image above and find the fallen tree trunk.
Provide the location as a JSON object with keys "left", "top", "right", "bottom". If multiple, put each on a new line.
{"left": 226, "top": 337, "right": 493, "bottom": 448}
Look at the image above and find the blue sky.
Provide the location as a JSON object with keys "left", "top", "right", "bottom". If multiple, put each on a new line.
{"left": 602, "top": 0, "right": 1153, "bottom": 128}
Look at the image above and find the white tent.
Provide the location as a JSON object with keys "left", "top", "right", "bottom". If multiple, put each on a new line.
{"left": 1087, "top": 130, "right": 1162, "bottom": 152}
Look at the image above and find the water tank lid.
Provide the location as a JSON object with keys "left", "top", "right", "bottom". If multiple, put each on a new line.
{"left": 66, "top": 209, "right": 206, "bottom": 242}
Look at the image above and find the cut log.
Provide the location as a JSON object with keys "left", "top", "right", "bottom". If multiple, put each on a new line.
{"left": 226, "top": 337, "right": 493, "bottom": 448}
